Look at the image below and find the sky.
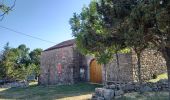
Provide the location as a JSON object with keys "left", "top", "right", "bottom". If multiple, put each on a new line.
{"left": 0, "top": 0, "right": 91, "bottom": 51}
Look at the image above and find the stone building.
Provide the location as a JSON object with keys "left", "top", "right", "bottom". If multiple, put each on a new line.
{"left": 39, "top": 39, "right": 167, "bottom": 85}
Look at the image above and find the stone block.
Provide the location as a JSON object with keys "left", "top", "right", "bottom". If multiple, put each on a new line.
{"left": 109, "top": 84, "right": 116, "bottom": 89}
{"left": 114, "top": 89, "right": 124, "bottom": 96}
{"left": 122, "top": 84, "right": 135, "bottom": 92}
{"left": 97, "top": 97, "right": 105, "bottom": 100}
{"left": 140, "top": 86, "right": 152, "bottom": 92}
{"left": 103, "top": 89, "right": 114, "bottom": 100}
{"left": 95, "top": 88, "right": 104, "bottom": 97}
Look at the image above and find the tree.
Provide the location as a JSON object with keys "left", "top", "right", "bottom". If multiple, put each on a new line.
{"left": 119, "top": 0, "right": 170, "bottom": 95}
{"left": 120, "top": 2, "right": 155, "bottom": 89}
{"left": 97, "top": 0, "right": 169, "bottom": 93}
{"left": 95, "top": 0, "right": 138, "bottom": 81}
{"left": 0, "top": 43, "right": 42, "bottom": 81}
{"left": 0, "top": 43, "right": 10, "bottom": 80}
{"left": 0, "top": 46, "right": 25, "bottom": 81}
{"left": 70, "top": 1, "right": 114, "bottom": 84}
{"left": 70, "top": 0, "right": 170, "bottom": 96}
{"left": 29, "top": 48, "right": 43, "bottom": 78}
{"left": 17, "top": 44, "right": 30, "bottom": 66}
{"left": 146, "top": 0, "right": 170, "bottom": 96}
{"left": 126, "top": 0, "right": 170, "bottom": 95}
{"left": 4, "top": 44, "right": 31, "bottom": 81}
{"left": 70, "top": 0, "right": 135, "bottom": 84}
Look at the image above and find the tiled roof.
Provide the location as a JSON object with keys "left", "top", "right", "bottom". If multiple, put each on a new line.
{"left": 44, "top": 39, "right": 75, "bottom": 51}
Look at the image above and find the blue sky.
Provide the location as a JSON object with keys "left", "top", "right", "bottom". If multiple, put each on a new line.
{"left": 0, "top": 0, "right": 90, "bottom": 51}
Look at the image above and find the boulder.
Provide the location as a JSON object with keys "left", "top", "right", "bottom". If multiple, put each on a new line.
{"left": 97, "top": 97, "right": 105, "bottom": 100}
{"left": 109, "top": 84, "right": 116, "bottom": 89}
{"left": 92, "top": 96, "right": 105, "bottom": 100}
{"left": 140, "top": 86, "right": 152, "bottom": 92}
{"left": 122, "top": 84, "right": 135, "bottom": 92}
{"left": 103, "top": 89, "right": 114, "bottom": 100}
{"left": 114, "top": 89, "right": 124, "bottom": 96}
{"left": 152, "top": 84, "right": 159, "bottom": 91}
{"left": 116, "top": 84, "right": 122, "bottom": 90}
{"left": 95, "top": 88, "right": 104, "bottom": 97}
{"left": 103, "top": 85, "right": 109, "bottom": 89}
{"left": 158, "top": 79, "right": 168, "bottom": 84}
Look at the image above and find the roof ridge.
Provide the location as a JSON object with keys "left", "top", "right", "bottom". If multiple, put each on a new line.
{"left": 44, "top": 39, "right": 75, "bottom": 51}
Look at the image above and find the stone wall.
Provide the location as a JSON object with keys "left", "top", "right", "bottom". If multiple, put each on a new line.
{"left": 39, "top": 45, "right": 86, "bottom": 85}
{"left": 72, "top": 46, "right": 87, "bottom": 83}
{"left": 39, "top": 46, "right": 75, "bottom": 85}
{"left": 104, "top": 49, "right": 167, "bottom": 83}
{"left": 132, "top": 49, "right": 167, "bottom": 81}
{"left": 0, "top": 81, "right": 28, "bottom": 88}
{"left": 84, "top": 53, "right": 134, "bottom": 83}
{"left": 40, "top": 45, "right": 167, "bottom": 85}
{"left": 107, "top": 53, "right": 134, "bottom": 82}
{"left": 92, "top": 79, "right": 168, "bottom": 100}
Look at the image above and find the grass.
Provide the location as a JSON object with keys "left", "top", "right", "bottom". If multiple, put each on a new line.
{"left": 116, "top": 92, "right": 169, "bottom": 100}
{"left": 0, "top": 82, "right": 102, "bottom": 100}
{"left": 149, "top": 73, "right": 168, "bottom": 83}
{"left": 0, "top": 73, "right": 169, "bottom": 100}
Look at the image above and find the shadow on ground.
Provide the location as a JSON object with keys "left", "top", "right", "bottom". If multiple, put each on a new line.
{"left": 0, "top": 83, "right": 102, "bottom": 100}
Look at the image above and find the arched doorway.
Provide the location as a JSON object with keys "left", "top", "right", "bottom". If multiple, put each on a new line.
{"left": 90, "top": 59, "right": 102, "bottom": 83}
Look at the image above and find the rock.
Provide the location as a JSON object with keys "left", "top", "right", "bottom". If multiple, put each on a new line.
{"left": 152, "top": 84, "right": 159, "bottom": 91}
{"left": 95, "top": 88, "right": 104, "bottom": 97}
{"left": 103, "top": 89, "right": 114, "bottom": 100}
{"left": 116, "top": 84, "right": 122, "bottom": 90}
{"left": 0, "top": 81, "right": 29, "bottom": 88}
{"left": 114, "top": 89, "right": 124, "bottom": 96}
{"left": 92, "top": 93, "right": 97, "bottom": 99}
{"left": 103, "top": 85, "right": 109, "bottom": 89}
{"left": 134, "top": 84, "right": 140, "bottom": 91}
{"left": 158, "top": 79, "right": 168, "bottom": 84}
{"left": 92, "top": 96, "right": 105, "bottom": 100}
{"left": 140, "top": 86, "right": 152, "bottom": 92}
{"left": 92, "top": 80, "right": 170, "bottom": 100}
{"left": 109, "top": 84, "right": 116, "bottom": 89}
{"left": 114, "top": 95, "right": 122, "bottom": 99}
{"left": 122, "top": 84, "right": 135, "bottom": 92}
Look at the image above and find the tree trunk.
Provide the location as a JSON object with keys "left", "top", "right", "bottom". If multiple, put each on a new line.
{"left": 136, "top": 53, "right": 142, "bottom": 93}
{"left": 162, "top": 47, "right": 170, "bottom": 100}
{"left": 115, "top": 52, "right": 120, "bottom": 81}
{"left": 104, "top": 64, "right": 107, "bottom": 85}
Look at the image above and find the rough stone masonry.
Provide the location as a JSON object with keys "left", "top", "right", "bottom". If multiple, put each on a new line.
{"left": 39, "top": 39, "right": 167, "bottom": 85}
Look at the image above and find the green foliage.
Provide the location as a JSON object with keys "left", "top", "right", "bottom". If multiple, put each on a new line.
{"left": 29, "top": 48, "right": 43, "bottom": 76}
{"left": 119, "top": 48, "right": 131, "bottom": 54}
{"left": 70, "top": 0, "right": 135, "bottom": 65}
{"left": 0, "top": 0, "right": 16, "bottom": 20}
{"left": 0, "top": 5, "right": 10, "bottom": 13}
{"left": 0, "top": 43, "right": 42, "bottom": 81}
{"left": 0, "top": 43, "right": 9, "bottom": 79}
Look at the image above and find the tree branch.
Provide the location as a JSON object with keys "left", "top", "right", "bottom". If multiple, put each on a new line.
{"left": 0, "top": 0, "right": 16, "bottom": 21}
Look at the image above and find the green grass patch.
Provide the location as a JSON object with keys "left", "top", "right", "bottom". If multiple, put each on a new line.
{"left": 149, "top": 73, "right": 168, "bottom": 83}
{"left": 0, "top": 82, "right": 102, "bottom": 100}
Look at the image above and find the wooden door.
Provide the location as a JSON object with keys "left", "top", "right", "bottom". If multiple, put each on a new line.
{"left": 90, "top": 59, "right": 102, "bottom": 83}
